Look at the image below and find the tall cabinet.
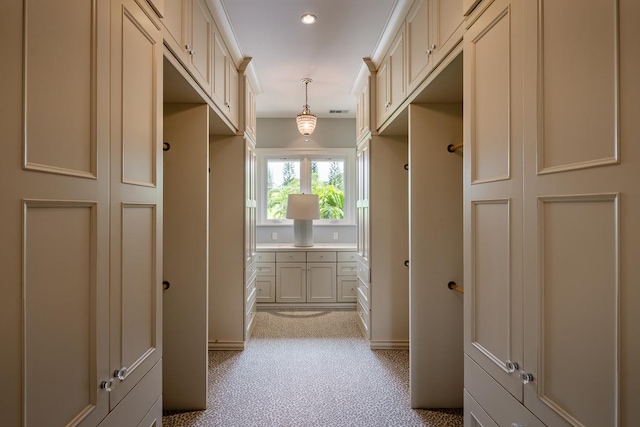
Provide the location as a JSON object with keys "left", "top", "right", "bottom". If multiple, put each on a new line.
{"left": 0, "top": 0, "right": 163, "bottom": 425}
{"left": 355, "top": 66, "right": 410, "bottom": 349}
{"left": 464, "top": 0, "right": 640, "bottom": 425}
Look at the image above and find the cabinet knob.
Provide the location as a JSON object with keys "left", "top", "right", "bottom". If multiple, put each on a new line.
{"left": 519, "top": 371, "right": 534, "bottom": 384}
{"left": 425, "top": 49, "right": 432, "bottom": 55}
{"left": 101, "top": 379, "right": 114, "bottom": 392}
{"left": 430, "top": 44, "right": 437, "bottom": 50}
{"left": 505, "top": 360, "right": 519, "bottom": 373}
{"left": 114, "top": 367, "right": 128, "bottom": 381}
{"left": 511, "top": 424, "right": 525, "bottom": 427}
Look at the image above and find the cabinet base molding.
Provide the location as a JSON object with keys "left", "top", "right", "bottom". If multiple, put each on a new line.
{"left": 257, "top": 303, "right": 356, "bottom": 310}
{"left": 208, "top": 341, "right": 245, "bottom": 351}
{"left": 370, "top": 340, "right": 409, "bottom": 350}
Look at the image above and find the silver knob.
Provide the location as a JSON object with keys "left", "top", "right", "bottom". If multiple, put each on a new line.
{"left": 425, "top": 49, "right": 432, "bottom": 55}
{"left": 114, "top": 367, "right": 128, "bottom": 381}
{"left": 101, "top": 379, "right": 114, "bottom": 392}
{"left": 505, "top": 360, "right": 519, "bottom": 373}
{"left": 190, "top": 50, "right": 195, "bottom": 56}
{"left": 430, "top": 44, "right": 437, "bottom": 50}
{"left": 519, "top": 370, "right": 534, "bottom": 384}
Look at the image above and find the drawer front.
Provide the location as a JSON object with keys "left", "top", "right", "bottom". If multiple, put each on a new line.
{"left": 357, "top": 293, "right": 370, "bottom": 338}
{"left": 357, "top": 277, "right": 369, "bottom": 304}
{"left": 306, "top": 251, "right": 336, "bottom": 262}
{"left": 255, "top": 262, "right": 276, "bottom": 276}
{"left": 255, "top": 252, "right": 275, "bottom": 262}
{"left": 337, "top": 251, "right": 358, "bottom": 262}
{"left": 337, "top": 262, "right": 357, "bottom": 276}
{"left": 276, "top": 251, "right": 306, "bottom": 263}
{"left": 357, "top": 261, "right": 370, "bottom": 284}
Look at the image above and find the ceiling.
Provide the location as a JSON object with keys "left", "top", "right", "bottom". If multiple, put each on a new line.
{"left": 215, "top": 0, "right": 402, "bottom": 119}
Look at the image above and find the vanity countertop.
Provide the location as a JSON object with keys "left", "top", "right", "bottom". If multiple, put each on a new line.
{"left": 256, "top": 243, "right": 357, "bottom": 252}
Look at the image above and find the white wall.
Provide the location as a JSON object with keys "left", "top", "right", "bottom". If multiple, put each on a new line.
{"left": 256, "top": 118, "right": 357, "bottom": 244}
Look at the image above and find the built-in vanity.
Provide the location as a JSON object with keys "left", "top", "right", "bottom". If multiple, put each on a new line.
{"left": 255, "top": 244, "right": 357, "bottom": 307}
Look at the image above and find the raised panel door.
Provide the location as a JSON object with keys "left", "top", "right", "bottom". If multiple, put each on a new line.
{"left": 109, "top": 0, "right": 163, "bottom": 409}
{"left": 276, "top": 263, "right": 306, "bottom": 303}
{"left": 406, "top": 0, "right": 431, "bottom": 93}
{"left": 188, "top": 0, "right": 212, "bottom": 95}
{"left": 0, "top": 0, "right": 111, "bottom": 425}
{"left": 375, "top": 59, "right": 389, "bottom": 128}
{"left": 521, "top": 0, "right": 640, "bottom": 425}
{"left": 226, "top": 57, "right": 239, "bottom": 127}
{"left": 307, "top": 263, "right": 337, "bottom": 302}
{"left": 211, "top": 30, "right": 227, "bottom": 111}
{"left": 463, "top": 0, "right": 524, "bottom": 402}
{"left": 430, "top": 0, "right": 464, "bottom": 67}
{"left": 388, "top": 26, "right": 406, "bottom": 115}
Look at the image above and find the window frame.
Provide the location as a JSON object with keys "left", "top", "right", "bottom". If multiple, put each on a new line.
{"left": 257, "top": 148, "right": 355, "bottom": 226}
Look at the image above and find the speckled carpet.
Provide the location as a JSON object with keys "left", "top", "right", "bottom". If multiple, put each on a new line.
{"left": 163, "top": 309, "right": 463, "bottom": 427}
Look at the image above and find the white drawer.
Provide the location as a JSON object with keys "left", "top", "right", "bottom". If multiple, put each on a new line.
{"left": 276, "top": 251, "right": 306, "bottom": 262}
{"left": 357, "top": 261, "right": 370, "bottom": 284}
{"left": 255, "top": 252, "right": 275, "bottom": 263}
{"left": 357, "top": 277, "right": 369, "bottom": 304}
{"left": 337, "top": 262, "right": 357, "bottom": 276}
{"left": 306, "top": 251, "right": 336, "bottom": 262}
{"left": 337, "top": 276, "right": 357, "bottom": 302}
{"left": 255, "top": 262, "right": 276, "bottom": 276}
{"left": 337, "top": 251, "right": 358, "bottom": 262}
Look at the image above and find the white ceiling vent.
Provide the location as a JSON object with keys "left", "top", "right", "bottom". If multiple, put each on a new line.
{"left": 329, "top": 109, "right": 349, "bottom": 114}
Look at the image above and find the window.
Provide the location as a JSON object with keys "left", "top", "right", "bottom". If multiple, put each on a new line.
{"left": 258, "top": 149, "right": 355, "bottom": 225}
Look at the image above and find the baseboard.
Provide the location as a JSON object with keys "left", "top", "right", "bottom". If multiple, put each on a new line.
{"left": 370, "top": 340, "right": 410, "bottom": 350}
{"left": 257, "top": 303, "right": 356, "bottom": 310}
{"left": 208, "top": 341, "right": 245, "bottom": 351}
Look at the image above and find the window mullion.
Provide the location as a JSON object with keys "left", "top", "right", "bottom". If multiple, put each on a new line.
{"left": 300, "top": 156, "right": 311, "bottom": 193}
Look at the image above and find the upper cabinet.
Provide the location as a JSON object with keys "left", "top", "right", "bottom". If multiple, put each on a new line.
{"left": 162, "top": 0, "right": 240, "bottom": 129}
{"left": 162, "top": 0, "right": 213, "bottom": 95}
{"left": 406, "top": 0, "right": 464, "bottom": 94}
{"left": 355, "top": 69, "right": 372, "bottom": 142}
{"left": 245, "top": 75, "right": 257, "bottom": 140}
{"left": 376, "top": 25, "right": 405, "bottom": 129}
{"left": 212, "top": 29, "right": 239, "bottom": 128}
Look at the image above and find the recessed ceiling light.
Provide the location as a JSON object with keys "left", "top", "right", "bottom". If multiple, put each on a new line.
{"left": 301, "top": 14, "right": 317, "bottom": 24}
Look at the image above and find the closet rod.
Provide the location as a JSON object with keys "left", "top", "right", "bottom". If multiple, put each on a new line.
{"left": 447, "top": 281, "right": 464, "bottom": 294}
{"left": 447, "top": 143, "right": 464, "bottom": 153}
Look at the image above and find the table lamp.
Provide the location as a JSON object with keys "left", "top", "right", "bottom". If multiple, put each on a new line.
{"left": 286, "top": 194, "right": 320, "bottom": 247}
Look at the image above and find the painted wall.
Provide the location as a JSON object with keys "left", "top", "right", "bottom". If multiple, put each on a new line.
{"left": 256, "top": 118, "right": 357, "bottom": 244}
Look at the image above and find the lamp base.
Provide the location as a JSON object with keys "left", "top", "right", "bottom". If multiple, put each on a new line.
{"left": 293, "top": 219, "right": 314, "bottom": 247}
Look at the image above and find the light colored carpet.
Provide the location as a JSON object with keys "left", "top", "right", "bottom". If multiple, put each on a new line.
{"left": 163, "top": 309, "right": 463, "bottom": 427}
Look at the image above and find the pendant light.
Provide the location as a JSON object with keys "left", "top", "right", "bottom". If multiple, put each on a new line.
{"left": 296, "top": 78, "right": 317, "bottom": 136}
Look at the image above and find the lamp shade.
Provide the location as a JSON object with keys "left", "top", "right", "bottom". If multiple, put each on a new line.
{"left": 286, "top": 194, "right": 320, "bottom": 220}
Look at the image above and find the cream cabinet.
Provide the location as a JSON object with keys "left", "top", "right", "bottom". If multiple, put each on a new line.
{"left": 464, "top": 0, "right": 640, "bottom": 425}
{"left": 244, "top": 74, "right": 258, "bottom": 140}
{"left": 376, "top": 24, "right": 406, "bottom": 128}
{"left": 356, "top": 135, "right": 409, "bottom": 348}
{"left": 406, "top": 0, "right": 464, "bottom": 94}
{"left": 1, "top": 0, "right": 163, "bottom": 424}
{"left": 162, "top": 0, "right": 213, "bottom": 95}
{"left": 275, "top": 251, "right": 307, "bottom": 303}
{"left": 355, "top": 67, "right": 373, "bottom": 142}
{"left": 212, "top": 29, "right": 239, "bottom": 127}
{"left": 209, "top": 134, "right": 257, "bottom": 348}
{"left": 258, "top": 249, "right": 357, "bottom": 306}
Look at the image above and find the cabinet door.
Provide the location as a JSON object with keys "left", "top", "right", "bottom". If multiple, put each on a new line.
{"left": 307, "top": 263, "right": 337, "bottom": 302}
{"left": 388, "top": 25, "right": 406, "bottom": 115}
{"left": 163, "top": 0, "right": 187, "bottom": 63}
{"left": 521, "top": 1, "right": 640, "bottom": 425}
{"left": 211, "top": 30, "right": 227, "bottom": 111}
{"left": 375, "top": 59, "right": 389, "bottom": 128}
{"left": 1, "top": 0, "right": 111, "bottom": 425}
{"left": 356, "top": 139, "right": 371, "bottom": 266}
{"left": 337, "top": 276, "right": 358, "bottom": 302}
{"left": 406, "top": 0, "right": 431, "bottom": 93}
{"left": 256, "top": 276, "right": 275, "bottom": 302}
{"left": 188, "top": 0, "right": 212, "bottom": 95}
{"left": 109, "top": 0, "right": 163, "bottom": 409}
{"left": 226, "top": 57, "right": 239, "bottom": 127}
{"left": 430, "top": 0, "right": 464, "bottom": 66}
{"left": 463, "top": 0, "right": 524, "bottom": 402}
{"left": 244, "top": 142, "right": 256, "bottom": 267}
{"left": 276, "top": 263, "right": 306, "bottom": 303}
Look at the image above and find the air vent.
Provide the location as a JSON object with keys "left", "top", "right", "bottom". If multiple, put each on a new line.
{"left": 329, "top": 109, "right": 349, "bottom": 114}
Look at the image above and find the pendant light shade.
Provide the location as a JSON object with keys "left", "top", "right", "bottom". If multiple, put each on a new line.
{"left": 296, "top": 78, "right": 317, "bottom": 136}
